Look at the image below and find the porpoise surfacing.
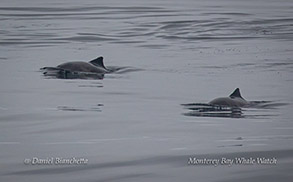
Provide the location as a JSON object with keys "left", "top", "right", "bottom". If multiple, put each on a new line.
{"left": 57, "top": 56, "right": 108, "bottom": 74}
{"left": 209, "top": 88, "right": 249, "bottom": 107}
{"left": 57, "top": 61, "right": 106, "bottom": 73}
{"left": 41, "top": 56, "right": 141, "bottom": 79}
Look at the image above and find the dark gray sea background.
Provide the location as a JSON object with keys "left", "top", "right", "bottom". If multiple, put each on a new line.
{"left": 0, "top": 0, "right": 293, "bottom": 181}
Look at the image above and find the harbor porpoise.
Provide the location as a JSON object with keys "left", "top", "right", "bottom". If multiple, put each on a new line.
{"left": 41, "top": 56, "right": 121, "bottom": 79}
{"left": 182, "top": 88, "right": 286, "bottom": 118}
{"left": 209, "top": 88, "right": 249, "bottom": 107}
{"left": 56, "top": 56, "right": 109, "bottom": 74}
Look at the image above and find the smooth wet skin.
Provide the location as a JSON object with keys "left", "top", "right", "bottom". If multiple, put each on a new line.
{"left": 209, "top": 88, "right": 249, "bottom": 107}
{"left": 41, "top": 56, "right": 141, "bottom": 79}
{"left": 56, "top": 56, "right": 109, "bottom": 74}
{"left": 41, "top": 56, "right": 119, "bottom": 79}
{"left": 57, "top": 61, "right": 107, "bottom": 74}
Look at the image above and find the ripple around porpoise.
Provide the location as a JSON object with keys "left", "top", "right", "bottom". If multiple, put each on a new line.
{"left": 182, "top": 101, "right": 287, "bottom": 119}
{"left": 41, "top": 64, "right": 142, "bottom": 80}
{"left": 53, "top": 35, "right": 117, "bottom": 42}
{"left": 57, "top": 105, "right": 103, "bottom": 112}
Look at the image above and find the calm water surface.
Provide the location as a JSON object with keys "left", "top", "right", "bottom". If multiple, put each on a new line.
{"left": 1, "top": 0, "right": 293, "bottom": 181}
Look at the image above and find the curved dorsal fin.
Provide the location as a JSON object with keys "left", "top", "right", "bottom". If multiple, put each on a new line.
{"left": 89, "top": 56, "right": 106, "bottom": 69}
{"left": 229, "top": 88, "right": 243, "bottom": 99}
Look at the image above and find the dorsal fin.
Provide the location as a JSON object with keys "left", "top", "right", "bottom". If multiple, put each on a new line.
{"left": 229, "top": 88, "right": 243, "bottom": 99}
{"left": 89, "top": 56, "right": 106, "bottom": 69}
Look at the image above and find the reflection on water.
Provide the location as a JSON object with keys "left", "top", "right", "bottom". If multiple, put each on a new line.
{"left": 41, "top": 65, "right": 142, "bottom": 79}
{"left": 182, "top": 101, "right": 287, "bottom": 118}
{"left": 182, "top": 103, "right": 243, "bottom": 118}
{"left": 41, "top": 67, "right": 105, "bottom": 79}
{"left": 57, "top": 104, "right": 103, "bottom": 112}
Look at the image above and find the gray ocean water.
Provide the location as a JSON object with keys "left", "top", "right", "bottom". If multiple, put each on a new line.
{"left": 1, "top": 0, "right": 293, "bottom": 181}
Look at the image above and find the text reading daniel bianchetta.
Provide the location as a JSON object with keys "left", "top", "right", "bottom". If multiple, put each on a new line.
{"left": 24, "top": 157, "right": 88, "bottom": 165}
